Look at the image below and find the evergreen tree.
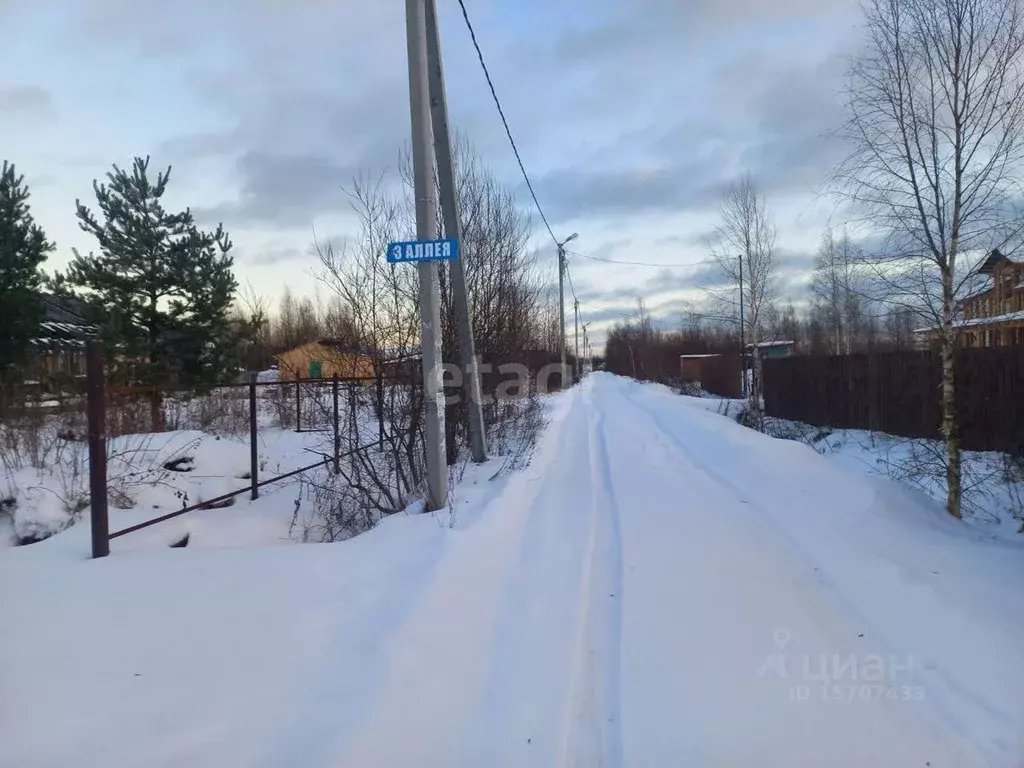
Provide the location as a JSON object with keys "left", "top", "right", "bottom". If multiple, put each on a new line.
{"left": 0, "top": 161, "right": 53, "bottom": 371}
{"left": 64, "top": 156, "right": 237, "bottom": 391}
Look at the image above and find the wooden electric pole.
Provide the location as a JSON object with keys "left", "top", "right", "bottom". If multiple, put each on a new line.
{"left": 405, "top": 0, "right": 446, "bottom": 510}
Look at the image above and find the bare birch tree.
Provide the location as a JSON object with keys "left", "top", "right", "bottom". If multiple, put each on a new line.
{"left": 706, "top": 174, "right": 778, "bottom": 413}
{"left": 810, "top": 229, "right": 864, "bottom": 354}
{"left": 837, "top": 0, "right": 1024, "bottom": 517}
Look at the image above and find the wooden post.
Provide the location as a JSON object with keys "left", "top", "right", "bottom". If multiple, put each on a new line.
{"left": 332, "top": 375, "right": 340, "bottom": 474}
{"left": 295, "top": 379, "right": 301, "bottom": 432}
{"left": 376, "top": 370, "right": 385, "bottom": 451}
{"left": 86, "top": 341, "right": 109, "bottom": 558}
{"left": 348, "top": 380, "right": 358, "bottom": 443}
{"left": 249, "top": 373, "right": 259, "bottom": 500}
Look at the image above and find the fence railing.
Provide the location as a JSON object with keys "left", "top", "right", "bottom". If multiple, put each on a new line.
{"left": 84, "top": 341, "right": 406, "bottom": 558}
{"left": 761, "top": 347, "right": 1024, "bottom": 453}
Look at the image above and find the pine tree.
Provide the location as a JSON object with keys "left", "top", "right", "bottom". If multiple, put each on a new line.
{"left": 0, "top": 161, "right": 53, "bottom": 372}
{"left": 64, "top": 156, "right": 237, "bottom": 397}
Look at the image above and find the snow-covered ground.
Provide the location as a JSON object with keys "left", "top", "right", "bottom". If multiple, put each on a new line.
{"left": 0, "top": 384, "right": 396, "bottom": 548}
{"left": 0, "top": 418, "right": 336, "bottom": 550}
{"left": 802, "top": 423, "right": 1024, "bottom": 538}
{"left": 674, "top": 387, "right": 1024, "bottom": 539}
{"left": 2, "top": 372, "right": 1022, "bottom": 766}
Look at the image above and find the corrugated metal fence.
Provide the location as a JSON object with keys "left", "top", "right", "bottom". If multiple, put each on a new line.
{"left": 762, "top": 347, "right": 1024, "bottom": 453}
{"left": 697, "top": 354, "right": 743, "bottom": 399}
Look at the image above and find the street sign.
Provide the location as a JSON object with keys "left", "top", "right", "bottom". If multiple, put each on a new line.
{"left": 386, "top": 237, "right": 459, "bottom": 264}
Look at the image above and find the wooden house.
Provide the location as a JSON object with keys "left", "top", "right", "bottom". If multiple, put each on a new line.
{"left": 275, "top": 340, "right": 376, "bottom": 381}
{"left": 31, "top": 294, "right": 96, "bottom": 382}
{"left": 957, "top": 250, "right": 1024, "bottom": 347}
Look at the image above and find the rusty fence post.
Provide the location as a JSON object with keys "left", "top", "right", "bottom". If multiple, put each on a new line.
{"left": 86, "top": 340, "right": 109, "bottom": 558}
{"left": 348, "top": 380, "right": 357, "bottom": 445}
{"left": 376, "top": 371, "right": 385, "bottom": 451}
{"left": 249, "top": 372, "right": 259, "bottom": 500}
{"left": 332, "top": 375, "right": 340, "bottom": 474}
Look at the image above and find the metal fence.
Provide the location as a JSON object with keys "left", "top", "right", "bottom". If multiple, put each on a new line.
{"left": 83, "top": 342, "right": 404, "bottom": 558}
{"left": 762, "top": 347, "right": 1024, "bottom": 453}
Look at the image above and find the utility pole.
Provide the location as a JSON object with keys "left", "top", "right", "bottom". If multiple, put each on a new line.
{"left": 573, "top": 299, "right": 580, "bottom": 382}
{"left": 581, "top": 322, "right": 590, "bottom": 377}
{"left": 558, "top": 243, "right": 567, "bottom": 387}
{"left": 556, "top": 233, "right": 578, "bottom": 388}
{"left": 424, "top": 0, "right": 486, "bottom": 463}
{"left": 738, "top": 253, "right": 747, "bottom": 398}
{"left": 406, "top": 0, "right": 447, "bottom": 511}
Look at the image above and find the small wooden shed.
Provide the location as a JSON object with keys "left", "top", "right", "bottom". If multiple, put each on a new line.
{"left": 746, "top": 340, "right": 795, "bottom": 359}
{"left": 275, "top": 339, "right": 375, "bottom": 381}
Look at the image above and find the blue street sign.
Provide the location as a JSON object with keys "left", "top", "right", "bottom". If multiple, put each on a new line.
{"left": 386, "top": 237, "right": 459, "bottom": 264}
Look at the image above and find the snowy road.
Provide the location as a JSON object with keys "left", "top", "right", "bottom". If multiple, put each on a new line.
{"left": 3, "top": 373, "right": 1022, "bottom": 767}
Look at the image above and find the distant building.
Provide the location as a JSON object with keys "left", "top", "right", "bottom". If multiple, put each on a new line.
{"left": 746, "top": 340, "right": 795, "bottom": 359}
{"left": 377, "top": 350, "right": 422, "bottom": 380}
{"left": 679, "top": 354, "right": 721, "bottom": 386}
{"left": 956, "top": 250, "right": 1024, "bottom": 347}
{"left": 31, "top": 294, "right": 97, "bottom": 380}
{"left": 912, "top": 250, "right": 1024, "bottom": 347}
{"left": 275, "top": 339, "right": 376, "bottom": 381}
{"left": 679, "top": 353, "right": 742, "bottom": 398}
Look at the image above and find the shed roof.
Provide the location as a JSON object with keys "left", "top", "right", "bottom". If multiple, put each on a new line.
{"left": 40, "top": 293, "right": 91, "bottom": 326}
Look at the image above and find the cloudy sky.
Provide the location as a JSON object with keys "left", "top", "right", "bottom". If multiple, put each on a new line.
{"left": 1, "top": 0, "right": 863, "bottom": 347}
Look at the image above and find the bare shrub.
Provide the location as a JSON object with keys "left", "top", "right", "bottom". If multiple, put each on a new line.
{"left": 266, "top": 383, "right": 297, "bottom": 430}
{"left": 164, "top": 388, "right": 250, "bottom": 436}
{"left": 106, "top": 396, "right": 155, "bottom": 438}
{"left": 484, "top": 394, "right": 545, "bottom": 477}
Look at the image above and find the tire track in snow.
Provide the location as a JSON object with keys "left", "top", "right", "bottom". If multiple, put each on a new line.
{"left": 327, "top": 392, "right": 593, "bottom": 766}
{"left": 456, "top": 394, "right": 605, "bottom": 765}
{"left": 558, "top": 382, "right": 624, "bottom": 768}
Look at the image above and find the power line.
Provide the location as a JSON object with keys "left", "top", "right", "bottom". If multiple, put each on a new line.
{"left": 455, "top": 0, "right": 558, "bottom": 247}
{"left": 564, "top": 260, "right": 579, "bottom": 303}
{"left": 568, "top": 250, "right": 720, "bottom": 269}
{"left": 576, "top": 300, "right": 676, "bottom": 326}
